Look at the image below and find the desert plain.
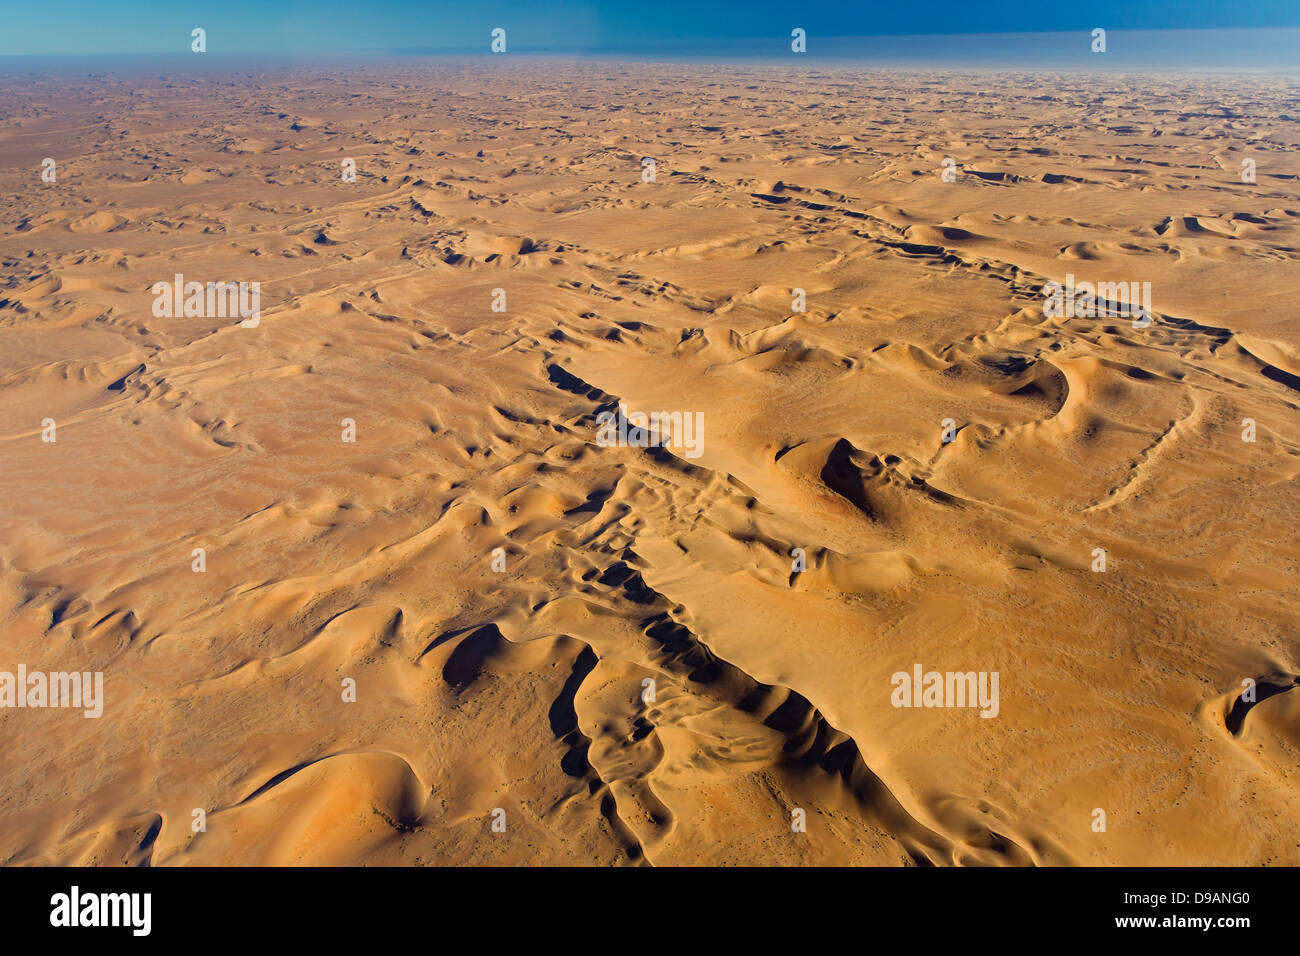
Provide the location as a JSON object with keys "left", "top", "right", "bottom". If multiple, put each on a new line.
{"left": 0, "top": 60, "right": 1298, "bottom": 865}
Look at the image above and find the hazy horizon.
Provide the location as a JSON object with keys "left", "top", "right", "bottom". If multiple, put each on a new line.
{"left": 3, "top": 0, "right": 1299, "bottom": 56}
{"left": 1, "top": 27, "right": 1298, "bottom": 73}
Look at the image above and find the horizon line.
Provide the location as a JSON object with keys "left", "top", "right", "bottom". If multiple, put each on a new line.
{"left": 2, "top": 25, "right": 1299, "bottom": 60}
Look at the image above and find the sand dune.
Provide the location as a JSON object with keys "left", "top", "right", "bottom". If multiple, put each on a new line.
{"left": 0, "top": 62, "right": 1298, "bottom": 866}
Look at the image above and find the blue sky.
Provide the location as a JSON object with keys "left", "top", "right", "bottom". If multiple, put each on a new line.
{"left": 3, "top": 0, "right": 1298, "bottom": 55}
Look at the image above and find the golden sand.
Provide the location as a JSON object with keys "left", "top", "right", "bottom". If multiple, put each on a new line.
{"left": 0, "top": 62, "right": 1297, "bottom": 865}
